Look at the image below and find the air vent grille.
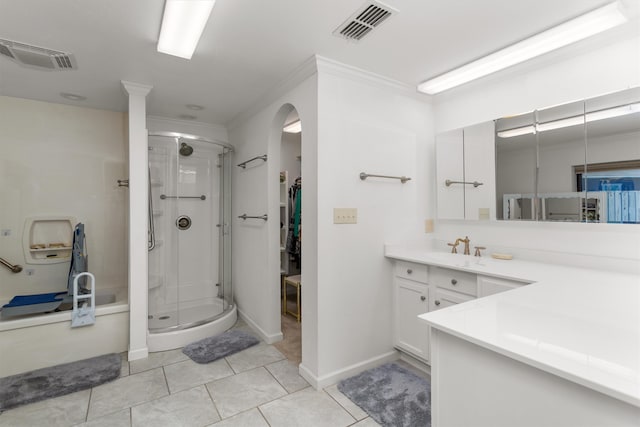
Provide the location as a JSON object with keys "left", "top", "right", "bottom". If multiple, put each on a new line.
{"left": 0, "top": 38, "right": 77, "bottom": 71}
{"left": 334, "top": 1, "right": 396, "bottom": 41}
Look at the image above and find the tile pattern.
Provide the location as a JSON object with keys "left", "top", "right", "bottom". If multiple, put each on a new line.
{"left": 0, "top": 319, "right": 401, "bottom": 427}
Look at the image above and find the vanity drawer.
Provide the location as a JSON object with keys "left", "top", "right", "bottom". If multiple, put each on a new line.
{"left": 430, "top": 266, "right": 477, "bottom": 296}
{"left": 431, "top": 288, "right": 475, "bottom": 311}
{"left": 395, "top": 261, "right": 428, "bottom": 283}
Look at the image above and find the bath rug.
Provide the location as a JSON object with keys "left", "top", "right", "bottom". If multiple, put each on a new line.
{"left": 0, "top": 353, "right": 121, "bottom": 411}
{"left": 182, "top": 330, "right": 260, "bottom": 364}
{"left": 338, "top": 362, "right": 431, "bottom": 427}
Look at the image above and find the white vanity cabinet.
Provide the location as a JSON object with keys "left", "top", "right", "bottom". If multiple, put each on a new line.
{"left": 436, "top": 121, "right": 496, "bottom": 220}
{"left": 391, "top": 257, "right": 531, "bottom": 366}
{"left": 478, "top": 275, "right": 530, "bottom": 297}
{"left": 430, "top": 266, "right": 476, "bottom": 311}
{"left": 393, "top": 261, "right": 430, "bottom": 362}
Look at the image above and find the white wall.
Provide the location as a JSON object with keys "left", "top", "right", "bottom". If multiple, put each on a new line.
{"left": 431, "top": 25, "right": 640, "bottom": 269}
{"left": 0, "top": 96, "right": 127, "bottom": 300}
{"left": 228, "top": 56, "right": 433, "bottom": 387}
{"left": 147, "top": 116, "right": 229, "bottom": 143}
{"left": 228, "top": 58, "right": 319, "bottom": 378}
{"left": 280, "top": 132, "right": 301, "bottom": 181}
{"left": 314, "top": 60, "right": 433, "bottom": 384}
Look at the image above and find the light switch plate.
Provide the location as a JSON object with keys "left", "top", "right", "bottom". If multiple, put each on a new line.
{"left": 334, "top": 208, "right": 357, "bottom": 224}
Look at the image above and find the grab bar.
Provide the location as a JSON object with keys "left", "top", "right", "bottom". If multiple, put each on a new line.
{"left": 237, "top": 154, "right": 267, "bottom": 169}
{"left": 359, "top": 172, "right": 411, "bottom": 184}
{"left": 160, "top": 194, "right": 207, "bottom": 200}
{"left": 148, "top": 168, "right": 156, "bottom": 252}
{"left": 0, "top": 257, "right": 23, "bottom": 273}
{"left": 445, "top": 179, "right": 483, "bottom": 188}
{"left": 238, "top": 214, "right": 268, "bottom": 221}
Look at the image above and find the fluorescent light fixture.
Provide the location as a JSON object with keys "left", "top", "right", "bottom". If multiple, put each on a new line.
{"left": 157, "top": 0, "right": 216, "bottom": 59}
{"left": 418, "top": 2, "right": 628, "bottom": 95}
{"left": 283, "top": 120, "right": 302, "bottom": 133}
{"left": 497, "top": 102, "right": 640, "bottom": 138}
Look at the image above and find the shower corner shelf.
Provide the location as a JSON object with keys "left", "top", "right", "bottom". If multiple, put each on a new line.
{"left": 22, "top": 216, "right": 76, "bottom": 265}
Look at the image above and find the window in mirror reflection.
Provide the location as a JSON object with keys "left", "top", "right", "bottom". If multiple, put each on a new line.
{"left": 495, "top": 86, "right": 640, "bottom": 224}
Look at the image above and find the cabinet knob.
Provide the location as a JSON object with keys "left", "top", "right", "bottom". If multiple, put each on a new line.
{"left": 420, "top": 296, "right": 426, "bottom": 301}
{"left": 435, "top": 300, "right": 441, "bottom": 306}
{"left": 451, "top": 279, "right": 458, "bottom": 285}
{"left": 407, "top": 269, "right": 412, "bottom": 274}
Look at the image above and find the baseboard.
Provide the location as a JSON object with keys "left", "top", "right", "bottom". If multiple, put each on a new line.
{"left": 301, "top": 350, "right": 400, "bottom": 390}
{"left": 398, "top": 351, "right": 431, "bottom": 376}
{"left": 128, "top": 346, "right": 149, "bottom": 361}
{"left": 237, "top": 308, "right": 283, "bottom": 344}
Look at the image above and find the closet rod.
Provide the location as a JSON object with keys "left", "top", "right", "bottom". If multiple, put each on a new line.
{"left": 359, "top": 172, "right": 411, "bottom": 184}
{"left": 237, "top": 154, "right": 267, "bottom": 169}
{"left": 238, "top": 214, "right": 268, "bottom": 221}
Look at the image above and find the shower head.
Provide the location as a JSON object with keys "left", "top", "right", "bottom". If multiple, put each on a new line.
{"left": 179, "top": 142, "right": 194, "bottom": 156}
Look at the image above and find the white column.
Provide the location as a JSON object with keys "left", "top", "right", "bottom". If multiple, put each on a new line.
{"left": 121, "top": 80, "right": 153, "bottom": 361}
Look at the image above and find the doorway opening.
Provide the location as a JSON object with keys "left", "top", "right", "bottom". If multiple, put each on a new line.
{"left": 274, "top": 108, "right": 302, "bottom": 364}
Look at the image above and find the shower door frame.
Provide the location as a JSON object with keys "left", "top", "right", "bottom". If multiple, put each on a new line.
{"left": 147, "top": 131, "right": 234, "bottom": 333}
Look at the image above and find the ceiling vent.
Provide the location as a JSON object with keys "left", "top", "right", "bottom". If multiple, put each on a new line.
{"left": 333, "top": 1, "right": 397, "bottom": 42}
{"left": 0, "top": 39, "right": 77, "bottom": 71}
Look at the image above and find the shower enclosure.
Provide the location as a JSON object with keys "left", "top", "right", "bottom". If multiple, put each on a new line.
{"left": 147, "top": 132, "right": 235, "bottom": 350}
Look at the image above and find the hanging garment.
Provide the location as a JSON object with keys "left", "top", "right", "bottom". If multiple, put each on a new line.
{"left": 286, "top": 179, "right": 302, "bottom": 264}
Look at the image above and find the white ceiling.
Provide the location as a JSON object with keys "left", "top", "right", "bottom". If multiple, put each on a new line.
{"left": 0, "top": 0, "right": 621, "bottom": 125}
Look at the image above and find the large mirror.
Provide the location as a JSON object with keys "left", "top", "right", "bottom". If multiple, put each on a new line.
{"left": 496, "top": 87, "right": 640, "bottom": 223}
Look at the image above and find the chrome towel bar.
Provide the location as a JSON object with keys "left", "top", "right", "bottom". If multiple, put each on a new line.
{"left": 160, "top": 195, "right": 206, "bottom": 200}
{"left": 237, "top": 154, "right": 267, "bottom": 169}
{"left": 445, "top": 179, "right": 483, "bottom": 188}
{"left": 359, "top": 172, "right": 411, "bottom": 184}
{"left": 238, "top": 214, "right": 268, "bottom": 221}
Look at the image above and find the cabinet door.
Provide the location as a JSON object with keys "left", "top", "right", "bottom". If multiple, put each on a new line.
{"left": 478, "top": 275, "right": 528, "bottom": 298}
{"left": 431, "top": 288, "right": 474, "bottom": 311}
{"left": 464, "top": 121, "right": 496, "bottom": 220}
{"left": 436, "top": 129, "right": 464, "bottom": 219}
{"left": 394, "top": 278, "right": 429, "bottom": 361}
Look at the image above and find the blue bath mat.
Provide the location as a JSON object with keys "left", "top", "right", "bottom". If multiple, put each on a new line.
{"left": 0, "top": 353, "right": 121, "bottom": 411}
{"left": 338, "top": 362, "right": 431, "bottom": 427}
{"left": 182, "top": 330, "right": 260, "bottom": 364}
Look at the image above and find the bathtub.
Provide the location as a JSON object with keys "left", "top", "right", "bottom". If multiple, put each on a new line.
{"left": 0, "top": 287, "right": 129, "bottom": 377}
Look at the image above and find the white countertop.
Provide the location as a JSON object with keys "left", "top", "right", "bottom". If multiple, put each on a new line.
{"left": 385, "top": 245, "right": 640, "bottom": 408}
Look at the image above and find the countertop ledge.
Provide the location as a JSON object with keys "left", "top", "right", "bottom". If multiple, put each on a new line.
{"left": 385, "top": 244, "right": 640, "bottom": 408}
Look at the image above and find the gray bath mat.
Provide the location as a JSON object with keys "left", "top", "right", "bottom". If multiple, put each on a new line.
{"left": 338, "top": 362, "right": 431, "bottom": 427}
{"left": 182, "top": 330, "right": 260, "bottom": 364}
{"left": 0, "top": 353, "right": 121, "bottom": 411}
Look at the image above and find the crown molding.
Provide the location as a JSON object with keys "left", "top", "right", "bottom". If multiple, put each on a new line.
{"left": 315, "top": 55, "right": 428, "bottom": 100}
{"left": 226, "top": 55, "right": 319, "bottom": 130}
{"left": 121, "top": 80, "right": 153, "bottom": 96}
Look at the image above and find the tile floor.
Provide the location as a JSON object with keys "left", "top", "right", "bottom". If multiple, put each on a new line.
{"left": 0, "top": 318, "right": 405, "bottom": 427}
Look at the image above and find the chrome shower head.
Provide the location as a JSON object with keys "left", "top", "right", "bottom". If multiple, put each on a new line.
{"left": 179, "top": 142, "right": 193, "bottom": 156}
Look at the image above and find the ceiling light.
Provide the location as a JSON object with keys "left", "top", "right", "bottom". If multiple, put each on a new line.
{"left": 497, "top": 102, "right": 640, "bottom": 138}
{"left": 60, "top": 92, "right": 86, "bottom": 101}
{"left": 283, "top": 120, "right": 302, "bottom": 133}
{"left": 418, "top": 1, "right": 628, "bottom": 95}
{"left": 157, "top": 0, "right": 216, "bottom": 59}
{"left": 186, "top": 104, "right": 204, "bottom": 110}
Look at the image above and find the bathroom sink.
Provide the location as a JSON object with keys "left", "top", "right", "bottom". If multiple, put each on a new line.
{"left": 425, "top": 252, "right": 493, "bottom": 268}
